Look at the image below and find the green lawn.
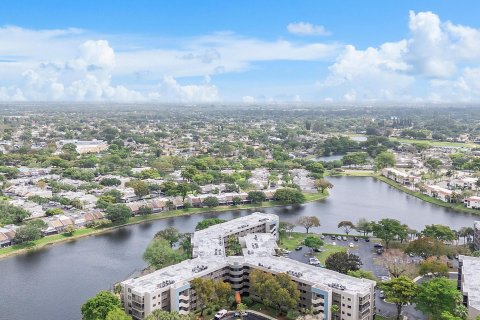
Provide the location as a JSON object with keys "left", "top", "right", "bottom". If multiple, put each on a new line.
{"left": 0, "top": 191, "right": 330, "bottom": 258}
{"left": 376, "top": 175, "right": 480, "bottom": 216}
{"left": 279, "top": 232, "right": 347, "bottom": 264}
{"left": 315, "top": 244, "right": 347, "bottom": 264}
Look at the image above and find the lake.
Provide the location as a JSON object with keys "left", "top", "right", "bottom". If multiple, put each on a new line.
{"left": 0, "top": 176, "right": 477, "bottom": 320}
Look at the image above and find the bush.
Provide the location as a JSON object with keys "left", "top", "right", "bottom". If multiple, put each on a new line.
{"left": 203, "top": 196, "right": 219, "bottom": 207}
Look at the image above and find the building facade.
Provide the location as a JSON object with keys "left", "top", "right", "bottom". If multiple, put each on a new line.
{"left": 458, "top": 255, "right": 480, "bottom": 319}
{"left": 120, "top": 212, "right": 376, "bottom": 320}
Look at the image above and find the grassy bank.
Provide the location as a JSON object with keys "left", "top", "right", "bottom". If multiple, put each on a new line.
{"left": 375, "top": 175, "right": 480, "bottom": 216}
{"left": 0, "top": 191, "right": 329, "bottom": 259}
{"left": 327, "top": 170, "right": 480, "bottom": 216}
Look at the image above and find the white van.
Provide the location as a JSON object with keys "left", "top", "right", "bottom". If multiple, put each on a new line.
{"left": 215, "top": 309, "right": 228, "bottom": 319}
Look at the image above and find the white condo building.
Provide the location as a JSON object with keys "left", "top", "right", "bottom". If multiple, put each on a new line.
{"left": 120, "top": 212, "right": 376, "bottom": 320}
{"left": 458, "top": 255, "right": 480, "bottom": 319}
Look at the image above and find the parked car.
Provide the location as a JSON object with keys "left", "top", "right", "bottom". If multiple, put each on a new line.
{"left": 295, "top": 246, "right": 303, "bottom": 251}
{"left": 349, "top": 242, "right": 354, "bottom": 248}
{"left": 234, "top": 312, "right": 248, "bottom": 317}
{"left": 379, "top": 291, "right": 385, "bottom": 299}
{"left": 365, "top": 238, "right": 370, "bottom": 242}
{"left": 309, "top": 257, "right": 320, "bottom": 265}
{"left": 376, "top": 248, "right": 383, "bottom": 255}
{"left": 215, "top": 310, "right": 228, "bottom": 319}
{"left": 353, "top": 237, "right": 359, "bottom": 241}
{"left": 374, "top": 243, "right": 383, "bottom": 248}
{"left": 320, "top": 235, "right": 325, "bottom": 239}
{"left": 342, "top": 236, "right": 347, "bottom": 241}
{"left": 331, "top": 235, "right": 336, "bottom": 240}
{"left": 332, "top": 241, "right": 337, "bottom": 246}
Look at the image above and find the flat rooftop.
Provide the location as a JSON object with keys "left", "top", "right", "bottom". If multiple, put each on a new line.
{"left": 460, "top": 255, "right": 480, "bottom": 311}
{"left": 124, "top": 212, "right": 374, "bottom": 296}
{"left": 192, "top": 212, "right": 278, "bottom": 258}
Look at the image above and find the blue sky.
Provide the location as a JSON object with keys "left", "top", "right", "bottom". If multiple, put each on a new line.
{"left": 1, "top": 1, "right": 480, "bottom": 103}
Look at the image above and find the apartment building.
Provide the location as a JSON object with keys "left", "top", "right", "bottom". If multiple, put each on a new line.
{"left": 474, "top": 221, "right": 480, "bottom": 251}
{"left": 458, "top": 255, "right": 480, "bottom": 319}
{"left": 120, "top": 212, "right": 376, "bottom": 320}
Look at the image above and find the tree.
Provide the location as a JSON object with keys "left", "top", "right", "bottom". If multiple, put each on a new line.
{"left": 176, "top": 183, "right": 190, "bottom": 202}
{"left": 63, "top": 225, "right": 76, "bottom": 236}
{"left": 129, "top": 180, "right": 149, "bottom": 198}
{"left": 0, "top": 202, "right": 30, "bottom": 225}
{"left": 405, "top": 237, "right": 446, "bottom": 259}
{"left": 195, "top": 218, "right": 226, "bottom": 230}
{"left": 155, "top": 227, "right": 180, "bottom": 247}
{"left": 273, "top": 188, "right": 306, "bottom": 204}
{"left": 347, "top": 269, "right": 377, "bottom": 281}
{"left": 137, "top": 205, "right": 152, "bottom": 215}
{"left": 81, "top": 291, "right": 121, "bottom": 320}
{"left": 355, "top": 218, "right": 373, "bottom": 236}
{"left": 422, "top": 224, "right": 457, "bottom": 243}
{"left": 247, "top": 191, "right": 265, "bottom": 203}
{"left": 304, "top": 236, "right": 324, "bottom": 252}
{"left": 14, "top": 223, "right": 43, "bottom": 244}
{"left": 296, "top": 216, "right": 320, "bottom": 233}
{"left": 379, "top": 249, "right": 417, "bottom": 279}
{"left": 45, "top": 208, "right": 63, "bottom": 217}
{"left": 143, "top": 238, "right": 186, "bottom": 269}
{"left": 203, "top": 196, "right": 219, "bottom": 207}
{"left": 371, "top": 218, "right": 407, "bottom": 248}
{"left": 374, "top": 151, "right": 395, "bottom": 170}
{"left": 325, "top": 252, "right": 362, "bottom": 274}
{"left": 105, "top": 204, "right": 132, "bottom": 224}
{"left": 190, "top": 278, "right": 232, "bottom": 316}
{"left": 415, "top": 277, "right": 464, "bottom": 320}
{"left": 100, "top": 178, "right": 121, "bottom": 187}
{"left": 419, "top": 257, "right": 449, "bottom": 277}
{"left": 380, "top": 276, "right": 418, "bottom": 320}
{"left": 249, "top": 269, "right": 300, "bottom": 315}
{"left": 232, "top": 196, "right": 242, "bottom": 205}
{"left": 106, "top": 307, "right": 132, "bottom": 320}
{"left": 338, "top": 220, "right": 355, "bottom": 235}
{"left": 314, "top": 178, "right": 333, "bottom": 193}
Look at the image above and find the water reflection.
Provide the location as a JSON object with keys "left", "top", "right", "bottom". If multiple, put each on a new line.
{"left": 0, "top": 176, "right": 477, "bottom": 320}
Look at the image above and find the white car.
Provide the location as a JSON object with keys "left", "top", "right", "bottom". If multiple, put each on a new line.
{"left": 215, "top": 309, "right": 228, "bottom": 319}
{"left": 332, "top": 241, "right": 337, "bottom": 246}
{"left": 309, "top": 257, "right": 320, "bottom": 265}
{"left": 349, "top": 242, "right": 354, "bottom": 248}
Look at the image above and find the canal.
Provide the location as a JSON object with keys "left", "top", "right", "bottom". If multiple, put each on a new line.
{"left": 0, "top": 176, "right": 477, "bottom": 320}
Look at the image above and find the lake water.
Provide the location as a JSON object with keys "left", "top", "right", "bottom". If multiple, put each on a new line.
{"left": 0, "top": 176, "right": 477, "bottom": 320}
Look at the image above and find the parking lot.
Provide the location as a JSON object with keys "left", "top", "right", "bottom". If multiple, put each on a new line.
{"left": 286, "top": 235, "right": 427, "bottom": 320}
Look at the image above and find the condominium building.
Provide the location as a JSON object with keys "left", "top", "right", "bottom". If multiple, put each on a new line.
{"left": 120, "top": 212, "right": 376, "bottom": 320}
{"left": 458, "top": 255, "right": 480, "bottom": 319}
{"left": 474, "top": 221, "right": 480, "bottom": 251}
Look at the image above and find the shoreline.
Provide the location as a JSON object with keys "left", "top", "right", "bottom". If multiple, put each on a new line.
{"left": 0, "top": 191, "right": 329, "bottom": 259}
{"left": 338, "top": 170, "right": 480, "bottom": 216}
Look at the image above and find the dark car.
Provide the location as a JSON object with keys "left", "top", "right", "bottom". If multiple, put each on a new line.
{"left": 365, "top": 238, "right": 370, "bottom": 242}
{"left": 376, "top": 248, "right": 383, "bottom": 255}
{"left": 353, "top": 237, "right": 359, "bottom": 241}
{"left": 295, "top": 246, "right": 303, "bottom": 251}
{"left": 374, "top": 243, "right": 383, "bottom": 248}
{"left": 331, "top": 235, "right": 336, "bottom": 240}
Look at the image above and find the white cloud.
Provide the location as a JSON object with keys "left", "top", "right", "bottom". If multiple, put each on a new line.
{"left": 287, "top": 22, "right": 331, "bottom": 36}
{"left": 242, "top": 95, "right": 255, "bottom": 103}
{"left": 151, "top": 76, "right": 219, "bottom": 102}
{"left": 317, "top": 10, "right": 480, "bottom": 101}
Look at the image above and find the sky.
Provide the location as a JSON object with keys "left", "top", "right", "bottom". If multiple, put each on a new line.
{"left": 1, "top": 1, "right": 480, "bottom": 103}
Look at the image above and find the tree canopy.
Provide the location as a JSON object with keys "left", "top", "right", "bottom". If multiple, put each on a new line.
{"left": 81, "top": 291, "right": 122, "bottom": 320}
